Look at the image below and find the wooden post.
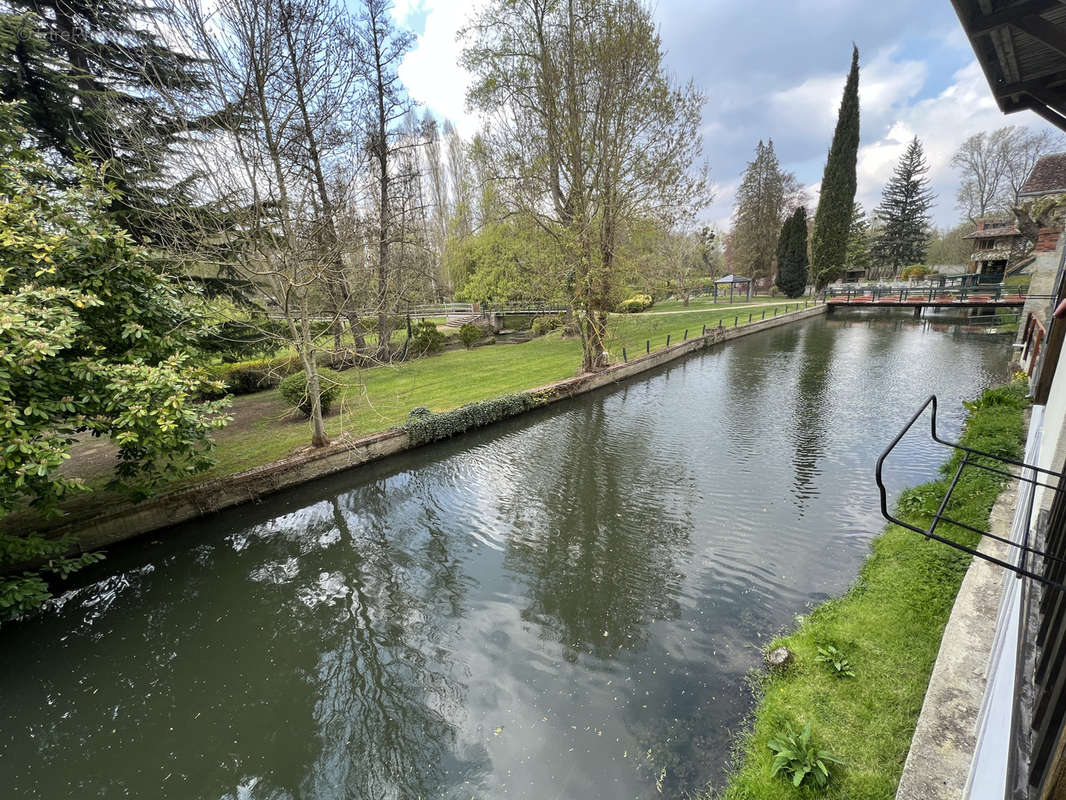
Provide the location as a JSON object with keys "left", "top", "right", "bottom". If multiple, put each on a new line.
{"left": 646, "top": 339, "right": 650, "bottom": 354}
{"left": 622, "top": 347, "right": 627, "bottom": 362}
{"left": 683, "top": 329, "right": 688, "bottom": 341}
{"left": 666, "top": 334, "right": 671, "bottom": 347}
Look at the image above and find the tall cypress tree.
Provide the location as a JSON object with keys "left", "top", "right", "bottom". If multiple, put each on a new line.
{"left": 811, "top": 46, "right": 860, "bottom": 289}
{"left": 776, "top": 207, "right": 809, "bottom": 298}
{"left": 871, "top": 137, "right": 935, "bottom": 273}
{"left": 0, "top": 0, "right": 220, "bottom": 240}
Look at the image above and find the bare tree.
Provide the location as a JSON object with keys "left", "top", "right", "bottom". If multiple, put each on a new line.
{"left": 161, "top": 0, "right": 363, "bottom": 446}
{"left": 953, "top": 126, "right": 1064, "bottom": 222}
{"left": 464, "top": 0, "right": 709, "bottom": 372}
{"left": 444, "top": 120, "right": 474, "bottom": 237}
{"left": 353, "top": 0, "right": 417, "bottom": 362}
{"left": 422, "top": 114, "right": 450, "bottom": 296}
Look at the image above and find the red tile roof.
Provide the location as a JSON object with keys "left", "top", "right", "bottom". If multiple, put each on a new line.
{"left": 1019, "top": 154, "right": 1066, "bottom": 197}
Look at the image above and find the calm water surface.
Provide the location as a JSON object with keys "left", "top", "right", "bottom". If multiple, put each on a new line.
{"left": 0, "top": 313, "right": 1012, "bottom": 799}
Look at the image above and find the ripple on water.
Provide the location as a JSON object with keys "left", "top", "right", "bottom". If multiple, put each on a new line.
{"left": 0, "top": 315, "right": 1013, "bottom": 800}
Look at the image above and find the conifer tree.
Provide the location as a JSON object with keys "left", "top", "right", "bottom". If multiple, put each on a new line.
{"left": 871, "top": 137, "right": 935, "bottom": 273}
{"left": 732, "top": 139, "right": 788, "bottom": 282}
{"left": 811, "top": 46, "right": 860, "bottom": 289}
{"left": 775, "top": 207, "right": 809, "bottom": 297}
{"left": 845, "top": 202, "right": 872, "bottom": 275}
{"left": 0, "top": 0, "right": 220, "bottom": 239}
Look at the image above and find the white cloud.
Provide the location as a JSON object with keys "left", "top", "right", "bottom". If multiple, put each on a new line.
{"left": 395, "top": 0, "right": 483, "bottom": 135}
{"left": 769, "top": 47, "right": 926, "bottom": 142}
{"left": 853, "top": 59, "right": 1058, "bottom": 225}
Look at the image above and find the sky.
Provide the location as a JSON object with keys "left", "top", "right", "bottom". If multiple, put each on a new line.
{"left": 388, "top": 0, "right": 1064, "bottom": 232}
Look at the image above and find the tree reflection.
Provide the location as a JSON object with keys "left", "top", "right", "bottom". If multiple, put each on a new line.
{"left": 296, "top": 487, "right": 489, "bottom": 799}
{"left": 789, "top": 326, "right": 835, "bottom": 510}
{"left": 499, "top": 402, "right": 692, "bottom": 659}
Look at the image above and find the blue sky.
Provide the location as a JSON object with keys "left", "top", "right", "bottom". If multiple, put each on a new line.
{"left": 390, "top": 0, "right": 1064, "bottom": 230}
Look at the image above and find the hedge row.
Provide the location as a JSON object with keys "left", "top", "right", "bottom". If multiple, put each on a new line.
{"left": 403, "top": 393, "right": 540, "bottom": 446}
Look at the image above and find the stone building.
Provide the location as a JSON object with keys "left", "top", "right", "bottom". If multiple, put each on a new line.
{"left": 962, "top": 218, "right": 1024, "bottom": 283}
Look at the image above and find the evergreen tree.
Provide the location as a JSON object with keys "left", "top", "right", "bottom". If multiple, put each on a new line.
{"left": 732, "top": 139, "right": 788, "bottom": 282}
{"left": 871, "top": 137, "right": 935, "bottom": 273}
{"left": 0, "top": 0, "right": 219, "bottom": 239}
{"left": 845, "top": 202, "right": 872, "bottom": 275}
{"left": 811, "top": 46, "right": 860, "bottom": 289}
{"left": 775, "top": 207, "right": 809, "bottom": 297}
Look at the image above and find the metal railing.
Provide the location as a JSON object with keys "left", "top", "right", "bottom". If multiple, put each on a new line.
{"left": 617, "top": 300, "right": 818, "bottom": 362}
{"left": 825, "top": 285, "right": 1037, "bottom": 304}
{"left": 875, "top": 395, "right": 1066, "bottom": 589}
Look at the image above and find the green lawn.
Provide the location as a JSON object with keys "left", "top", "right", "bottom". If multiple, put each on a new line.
{"left": 646, "top": 295, "right": 797, "bottom": 313}
{"left": 704, "top": 382, "right": 1027, "bottom": 799}
{"left": 66, "top": 302, "right": 804, "bottom": 492}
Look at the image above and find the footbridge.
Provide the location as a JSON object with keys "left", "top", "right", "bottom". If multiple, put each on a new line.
{"left": 824, "top": 286, "right": 1032, "bottom": 313}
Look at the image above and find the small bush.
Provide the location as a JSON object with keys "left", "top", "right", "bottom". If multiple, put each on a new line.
{"left": 900, "top": 264, "right": 934, "bottom": 281}
{"left": 209, "top": 356, "right": 302, "bottom": 396}
{"left": 767, "top": 721, "right": 844, "bottom": 789}
{"left": 531, "top": 315, "right": 564, "bottom": 336}
{"left": 618, "top": 293, "right": 653, "bottom": 313}
{"left": 459, "top": 322, "right": 486, "bottom": 348}
{"left": 404, "top": 393, "right": 540, "bottom": 445}
{"left": 409, "top": 320, "right": 446, "bottom": 355}
{"left": 278, "top": 367, "right": 343, "bottom": 417}
{"left": 815, "top": 645, "right": 855, "bottom": 678}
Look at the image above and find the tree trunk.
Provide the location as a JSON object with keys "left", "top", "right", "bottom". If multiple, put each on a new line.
{"left": 301, "top": 354, "right": 329, "bottom": 447}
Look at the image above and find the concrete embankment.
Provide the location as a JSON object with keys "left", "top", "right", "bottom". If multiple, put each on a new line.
{"left": 39, "top": 303, "right": 828, "bottom": 552}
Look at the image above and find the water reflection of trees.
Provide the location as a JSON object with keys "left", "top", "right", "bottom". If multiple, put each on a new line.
{"left": 295, "top": 486, "right": 489, "bottom": 799}
{"left": 789, "top": 326, "right": 835, "bottom": 510}
{"left": 499, "top": 402, "right": 692, "bottom": 659}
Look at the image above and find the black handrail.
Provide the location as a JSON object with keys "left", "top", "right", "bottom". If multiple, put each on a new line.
{"left": 875, "top": 395, "right": 1066, "bottom": 589}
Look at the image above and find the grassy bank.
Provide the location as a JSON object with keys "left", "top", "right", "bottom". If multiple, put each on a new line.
{"left": 705, "top": 381, "right": 1027, "bottom": 799}
{"left": 59, "top": 302, "right": 807, "bottom": 494}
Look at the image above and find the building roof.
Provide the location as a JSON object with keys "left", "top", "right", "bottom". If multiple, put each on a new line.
{"left": 963, "top": 224, "right": 1022, "bottom": 239}
{"left": 1019, "top": 153, "right": 1066, "bottom": 196}
{"left": 952, "top": 1, "right": 1066, "bottom": 131}
{"left": 715, "top": 273, "right": 750, "bottom": 284}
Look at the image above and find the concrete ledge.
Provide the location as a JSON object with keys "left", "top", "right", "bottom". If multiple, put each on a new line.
{"left": 23, "top": 304, "right": 827, "bottom": 553}
{"left": 895, "top": 483, "right": 1017, "bottom": 800}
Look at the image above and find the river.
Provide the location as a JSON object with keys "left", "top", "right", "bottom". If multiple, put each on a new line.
{"left": 0, "top": 312, "right": 1013, "bottom": 799}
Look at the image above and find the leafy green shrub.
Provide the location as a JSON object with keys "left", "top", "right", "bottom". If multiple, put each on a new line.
{"left": 767, "top": 721, "right": 844, "bottom": 789}
{"left": 278, "top": 367, "right": 343, "bottom": 417}
{"left": 900, "top": 264, "right": 934, "bottom": 281}
{"left": 815, "top": 645, "right": 856, "bottom": 678}
{"left": 409, "top": 319, "right": 445, "bottom": 355}
{"left": 404, "top": 393, "right": 540, "bottom": 445}
{"left": 459, "top": 322, "right": 487, "bottom": 348}
{"left": 531, "top": 315, "right": 564, "bottom": 336}
{"left": 208, "top": 356, "right": 302, "bottom": 396}
{"left": 618, "top": 293, "right": 653, "bottom": 313}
